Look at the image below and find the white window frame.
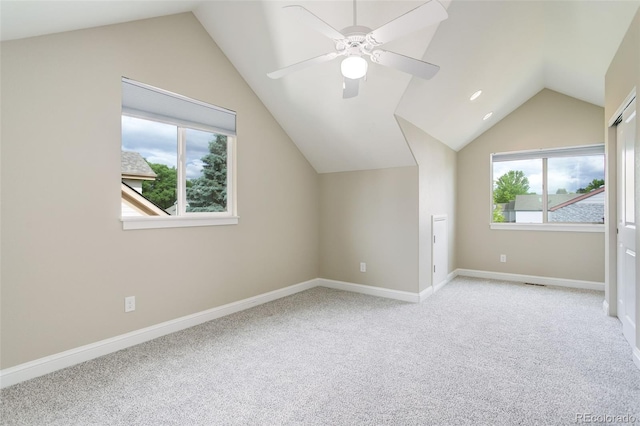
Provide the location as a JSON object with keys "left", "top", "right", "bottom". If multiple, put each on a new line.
{"left": 489, "top": 144, "right": 605, "bottom": 233}
{"left": 120, "top": 78, "right": 238, "bottom": 230}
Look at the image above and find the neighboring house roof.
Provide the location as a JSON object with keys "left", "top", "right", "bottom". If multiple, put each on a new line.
{"left": 121, "top": 151, "right": 156, "bottom": 180}
{"left": 513, "top": 187, "right": 605, "bottom": 212}
{"left": 548, "top": 187, "right": 605, "bottom": 223}
{"left": 121, "top": 182, "right": 169, "bottom": 216}
{"left": 549, "top": 204, "right": 604, "bottom": 223}
{"left": 548, "top": 187, "right": 605, "bottom": 211}
{"left": 513, "top": 193, "right": 579, "bottom": 211}
{"left": 510, "top": 187, "right": 605, "bottom": 223}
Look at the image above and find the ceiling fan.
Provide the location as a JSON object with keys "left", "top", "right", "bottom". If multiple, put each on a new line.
{"left": 267, "top": 0, "right": 448, "bottom": 99}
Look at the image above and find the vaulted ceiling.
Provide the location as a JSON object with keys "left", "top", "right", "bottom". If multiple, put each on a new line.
{"left": 2, "top": 0, "right": 638, "bottom": 173}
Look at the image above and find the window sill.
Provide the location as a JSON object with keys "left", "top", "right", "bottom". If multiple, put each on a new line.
{"left": 490, "top": 223, "right": 605, "bottom": 233}
{"left": 122, "top": 215, "right": 239, "bottom": 230}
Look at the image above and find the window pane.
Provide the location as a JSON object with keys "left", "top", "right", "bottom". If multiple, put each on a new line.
{"left": 492, "top": 159, "right": 542, "bottom": 223}
{"left": 121, "top": 116, "right": 178, "bottom": 216}
{"left": 185, "top": 129, "right": 227, "bottom": 213}
{"left": 547, "top": 155, "right": 605, "bottom": 224}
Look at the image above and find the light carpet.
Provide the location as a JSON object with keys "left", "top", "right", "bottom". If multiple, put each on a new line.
{"left": 2, "top": 277, "right": 639, "bottom": 425}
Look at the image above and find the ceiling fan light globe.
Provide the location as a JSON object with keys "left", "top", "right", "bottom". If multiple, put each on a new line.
{"left": 341, "top": 56, "right": 368, "bottom": 79}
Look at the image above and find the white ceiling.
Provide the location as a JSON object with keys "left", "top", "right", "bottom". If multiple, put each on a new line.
{"left": 397, "top": 0, "right": 639, "bottom": 151}
{"left": 2, "top": 0, "right": 639, "bottom": 173}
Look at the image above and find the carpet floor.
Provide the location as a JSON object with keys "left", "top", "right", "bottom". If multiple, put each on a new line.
{"left": 1, "top": 276, "right": 639, "bottom": 425}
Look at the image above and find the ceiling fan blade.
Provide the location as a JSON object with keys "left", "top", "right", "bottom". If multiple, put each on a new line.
{"left": 267, "top": 52, "right": 339, "bottom": 79}
{"left": 343, "top": 77, "right": 360, "bottom": 99}
{"left": 367, "top": 0, "right": 448, "bottom": 46}
{"left": 373, "top": 50, "right": 440, "bottom": 80}
{"left": 284, "top": 5, "right": 346, "bottom": 41}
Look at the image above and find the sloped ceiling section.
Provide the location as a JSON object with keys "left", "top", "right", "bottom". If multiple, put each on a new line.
{"left": 396, "top": 0, "right": 640, "bottom": 151}
{"left": 195, "top": 1, "right": 448, "bottom": 173}
{"left": 2, "top": 1, "right": 638, "bottom": 172}
{"left": 0, "top": 1, "right": 202, "bottom": 41}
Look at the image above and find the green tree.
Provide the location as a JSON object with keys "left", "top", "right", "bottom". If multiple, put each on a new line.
{"left": 577, "top": 178, "right": 604, "bottom": 193}
{"left": 186, "top": 135, "right": 227, "bottom": 212}
{"left": 493, "top": 170, "right": 530, "bottom": 203}
{"left": 493, "top": 206, "right": 505, "bottom": 223}
{"left": 556, "top": 188, "right": 568, "bottom": 194}
{"left": 141, "top": 163, "right": 177, "bottom": 209}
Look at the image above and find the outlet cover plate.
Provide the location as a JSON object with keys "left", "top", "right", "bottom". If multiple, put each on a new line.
{"left": 125, "top": 296, "right": 136, "bottom": 313}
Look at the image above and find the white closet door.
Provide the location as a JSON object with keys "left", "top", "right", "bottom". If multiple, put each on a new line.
{"left": 617, "top": 98, "right": 636, "bottom": 348}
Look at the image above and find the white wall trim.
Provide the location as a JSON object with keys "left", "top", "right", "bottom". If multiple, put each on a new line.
{"left": 421, "top": 270, "right": 458, "bottom": 301}
{"left": 602, "top": 300, "right": 611, "bottom": 316}
{"left": 419, "top": 286, "right": 434, "bottom": 302}
{"left": 456, "top": 269, "right": 604, "bottom": 291}
{"left": 489, "top": 223, "right": 605, "bottom": 233}
{"left": 1, "top": 277, "right": 427, "bottom": 389}
{"left": 2, "top": 269, "right": 613, "bottom": 388}
{"left": 436, "top": 270, "right": 458, "bottom": 293}
{"left": 0, "top": 278, "right": 317, "bottom": 389}
{"left": 317, "top": 278, "right": 421, "bottom": 303}
{"left": 122, "top": 215, "right": 239, "bottom": 230}
{"left": 634, "top": 347, "right": 640, "bottom": 371}
{"left": 607, "top": 88, "right": 636, "bottom": 127}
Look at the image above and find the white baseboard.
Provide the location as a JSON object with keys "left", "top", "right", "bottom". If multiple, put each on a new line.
{"left": 318, "top": 270, "right": 459, "bottom": 305}
{"left": 0, "top": 269, "right": 608, "bottom": 389}
{"left": 602, "top": 300, "right": 610, "bottom": 316}
{"left": 634, "top": 347, "right": 640, "bottom": 371}
{"left": 436, "top": 270, "right": 458, "bottom": 293}
{"left": 419, "top": 286, "right": 434, "bottom": 302}
{"left": 317, "top": 278, "right": 420, "bottom": 303}
{"left": 1, "top": 277, "right": 430, "bottom": 389}
{"left": 0, "top": 278, "right": 318, "bottom": 389}
{"left": 456, "top": 269, "right": 604, "bottom": 291}
{"left": 420, "top": 270, "right": 458, "bottom": 302}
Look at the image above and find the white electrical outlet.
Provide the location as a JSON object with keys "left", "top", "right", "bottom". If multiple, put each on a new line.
{"left": 500, "top": 254, "right": 507, "bottom": 263}
{"left": 125, "top": 296, "right": 136, "bottom": 313}
{"left": 360, "top": 262, "right": 367, "bottom": 272}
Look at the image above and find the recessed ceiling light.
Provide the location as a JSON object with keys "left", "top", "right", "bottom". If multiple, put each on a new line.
{"left": 483, "top": 112, "right": 493, "bottom": 121}
{"left": 470, "top": 90, "right": 482, "bottom": 101}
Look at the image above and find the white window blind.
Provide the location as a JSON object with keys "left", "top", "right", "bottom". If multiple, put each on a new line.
{"left": 492, "top": 144, "right": 604, "bottom": 162}
{"left": 121, "top": 77, "right": 236, "bottom": 136}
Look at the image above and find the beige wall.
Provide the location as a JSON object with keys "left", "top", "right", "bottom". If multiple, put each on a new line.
{"left": 397, "top": 117, "right": 457, "bottom": 292}
{"left": 604, "top": 9, "right": 639, "bottom": 346}
{"left": 0, "top": 13, "right": 319, "bottom": 369}
{"left": 319, "top": 167, "right": 419, "bottom": 293}
{"left": 457, "top": 89, "right": 605, "bottom": 282}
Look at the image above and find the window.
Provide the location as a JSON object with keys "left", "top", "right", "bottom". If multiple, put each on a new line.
{"left": 490, "top": 145, "right": 605, "bottom": 231}
{"left": 120, "top": 78, "right": 237, "bottom": 230}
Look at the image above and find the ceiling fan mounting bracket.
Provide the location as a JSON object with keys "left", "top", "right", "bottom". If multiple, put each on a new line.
{"left": 335, "top": 26, "right": 375, "bottom": 59}
{"left": 340, "top": 25, "right": 372, "bottom": 37}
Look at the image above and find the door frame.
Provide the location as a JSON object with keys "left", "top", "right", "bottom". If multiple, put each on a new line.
{"left": 616, "top": 97, "right": 636, "bottom": 348}
{"left": 606, "top": 88, "right": 636, "bottom": 317}
{"left": 606, "top": 88, "right": 640, "bottom": 370}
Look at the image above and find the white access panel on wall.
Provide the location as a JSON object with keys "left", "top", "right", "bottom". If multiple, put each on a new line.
{"left": 432, "top": 215, "right": 448, "bottom": 289}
